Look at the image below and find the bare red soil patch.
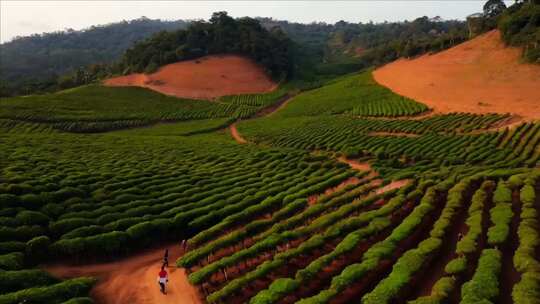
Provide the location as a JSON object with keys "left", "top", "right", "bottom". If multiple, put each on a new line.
{"left": 104, "top": 55, "right": 276, "bottom": 100}
{"left": 337, "top": 156, "right": 373, "bottom": 172}
{"left": 375, "top": 179, "right": 411, "bottom": 195}
{"left": 46, "top": 245, "right": 202, "bottom": 304}
{"left": 374, "top": 30, "right": 540, "bottom": 121}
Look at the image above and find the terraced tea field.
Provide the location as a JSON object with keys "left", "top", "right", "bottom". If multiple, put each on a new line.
{"left": 1, "top": 70, "right": 539, "bottom": 304}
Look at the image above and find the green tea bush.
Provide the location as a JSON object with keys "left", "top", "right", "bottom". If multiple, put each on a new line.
{"left": 444, "top": 256, "right": 467, "bottom": 274}
{"left": 249, "top": 278, "right": 300, "bottom": 304}
{"left": 487, "top": 181, "right": 513, "bottom": 245}
{"left": 49, "top": 218, "right": 97, "bottom": 237}
{"left": 0, "top": 269, "right": 59, "bottom": 294}
{"left": 61, "top": 226, "right": 106, "bottom": 239}
{"left": 0, "top": 226, "right": 45, "bottom": 242}
{"left": 408, "top": 277, "right": 456, "bottom": 304}
{"left": 50, "top": 231, "right": 130, "bottom": 258}
{"left": 15, "top": 211, "right": 50, "bottom": 226}
{"left": 61, "top": 297, "right": 94, "bottom": 304}
{"left": 0, "top": 277, "right": 96, "bottom": 304}
{"left": 25, "top": 236, "right": 51, "bottom": 264}
{"left": 460, "top": 249, "right": 502, "bottom": 304}
{"left": 0, "top": 194, "right": 19, "bottom": 209}
{"left": 512, "top": 180, "right": 540, "bottom": 303}
{"left": 0, "top": 252, "right": 24, "bottom": 270}
{"left": 17, "top": 194, "right": 44, "bottom": 209}
{"left": 0, "top": 242, "right": 25, "bottom": 254}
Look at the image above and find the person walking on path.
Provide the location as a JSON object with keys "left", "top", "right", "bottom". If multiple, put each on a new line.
{"left": 157, "top": 266, "right": 169, "bottom": 294}
{"left": 180, "top": 239, "right": 187, "bottom": 253}
{"left": 163, "top": 249, "right": 169, "bottom": 268}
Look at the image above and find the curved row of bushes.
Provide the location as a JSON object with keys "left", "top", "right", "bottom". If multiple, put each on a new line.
{"left": 248, "top": 192, "right": 413, "bottom": 304}
{"left": 293, "top": 182, "right": 448, "bottom": 304}
{"left": 361, "top": 178, "right": 473, "bottom": 303}
{"left": 512, "top": 176, "right": 540, "bottom": 303}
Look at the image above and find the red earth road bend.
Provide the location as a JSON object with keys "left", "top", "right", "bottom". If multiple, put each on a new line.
{"left": 230, "top": 123, "right": 247, "bottom": 144}
{"left": 46, "top": 245, "right": 202, "bottom": 304}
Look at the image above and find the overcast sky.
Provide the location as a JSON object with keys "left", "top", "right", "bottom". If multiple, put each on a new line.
{"left": 1, "top": 1, "right": 513, "bottom": 43}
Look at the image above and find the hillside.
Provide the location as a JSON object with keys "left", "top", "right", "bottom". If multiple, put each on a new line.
{"left": 373, "top": 30, "right": 540, "bottom": 120}
{"left": 105, "top": 55, "right": 276, "bottom": 99}
{"left": 1, "top": 14, "right": 469, "bottom": 97}
{"left": 2, "top": 4, "right": 540, "bottom": 304}
{"left": 0, "top": 18, "right": 188, "bottom": 85}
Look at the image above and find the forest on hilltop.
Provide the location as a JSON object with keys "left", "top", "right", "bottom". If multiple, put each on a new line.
{"left": 1, "top": 1, "right": 538, "bottom": 97}
{"left": 0, "top": 17, "right": 188, "bottom": 93}
{"left": 0, "top": 12, "right": 470, "bottom": 96}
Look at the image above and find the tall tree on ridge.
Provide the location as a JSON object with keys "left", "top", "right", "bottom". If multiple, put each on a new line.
{"left": 483, "top": 0, "right": 507, "bottom": 17}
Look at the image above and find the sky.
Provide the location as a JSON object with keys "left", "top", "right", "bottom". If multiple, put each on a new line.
{"left": 0, "top": 1, "right": 513, "bottom": 43}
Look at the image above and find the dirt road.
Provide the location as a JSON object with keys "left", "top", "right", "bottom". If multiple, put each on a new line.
{"left": 229, "top": 123, "right": 247, "bottom": 144}
{"left": 46, "top": 244, "right": 202, "bottom": 304}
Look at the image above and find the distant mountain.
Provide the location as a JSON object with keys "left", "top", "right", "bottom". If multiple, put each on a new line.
{"left": 0, "top": 17, "right": 188, "bottom": 85}
{"left": 0, "top": 14, "right": 470, "bottom": 96}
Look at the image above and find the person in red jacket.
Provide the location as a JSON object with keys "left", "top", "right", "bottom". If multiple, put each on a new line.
{"left": 158, "top": 266, "right": 168, "bottom": 294}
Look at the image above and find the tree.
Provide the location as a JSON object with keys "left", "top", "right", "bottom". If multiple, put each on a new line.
{"left": 483, "top": 0, "right": 507, "bottom": 17}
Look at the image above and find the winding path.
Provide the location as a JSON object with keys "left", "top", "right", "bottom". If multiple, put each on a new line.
{"left": 46, "top": 244, "right": 202, "bottom": 304}
{"left": 230, "top": 123, "right": 247, "bottom": 144}
{"left": 228, "top": 93, "right": 296, "bottom": 144}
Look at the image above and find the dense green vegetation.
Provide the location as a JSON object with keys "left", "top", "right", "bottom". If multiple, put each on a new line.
{"left": 0, "top": 85, "right": 286, "bottom": 132}
{"left": 2, "top": 62, "right": 540, "bottom": 303}
{"left": 0, "top": 126, "right": 362, "bottom": 302}
{"left": 1, "top": 11, "right": 472, "bottom": 97}
{"left": 272, "top": 72, "right": 428, "bottom": 117}
{"left": 499, "top": 1, "right": 540, "bottom": 63}
{"left": 2, "top": 1, "right": 539, "bottom": 98}
{"left": 2, "top": 2, "right": 540, "bottom": 301}
{"left": 237, "top": 72, "right": 537, "bottom": 180}
{"left": 0, "top": 17, "right": 188, "bottom": 96}
{"left": 258, "top": 15, "right": 468, "bottom": 85}
{"left": 120, "top": 12, "right": 292, "bottom": 79}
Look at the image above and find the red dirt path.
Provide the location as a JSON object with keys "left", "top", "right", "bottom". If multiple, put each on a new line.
{"left": 337, "top": 156, "right": 373, "bottom": 172}
{"left": 373, "top": 30, "right": 540, "bottom": 121}
{"left": 230, "top": 123, "right": 247, "bottom": 144}
{"left": 45, "top": 245, "right": 202, "bottom": 304}
{"left": 104, "top": 55, "right": 276, "bottom": 100}
{"left": 375, "top": 179, "right": 411, "bottom": 195}
{"left": 308, "top": 176, "right": 361, "bottom": 205}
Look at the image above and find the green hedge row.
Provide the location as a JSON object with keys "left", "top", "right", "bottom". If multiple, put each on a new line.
{"left": 191, "top": 184, "right": 393, "bottom": 287}
{"left": 460, "top": 249, "right": 502, "bottom": 304}
{"left": 248, "top": 194, "right": 409, "bottom": 304}
{"left": 0, "top": 252, "right": 24, "bottom": 270}
{"left": 0, "top": 269, "right": 59, "bottom": 294}
{"left": 487, "top": 181, "right": 513, "bottom": 245}
{"left": 512, "top": 180, "right": 540, "bottom": 303}
{"left": 456, "top": 180, "right": 494, "bottom": 254}
{"left": 0, "top": 277, "right": 96, "bottom": 304}
{"left": 361, "top": 179, "right": 472, "bottom": 303}
{"left": 294, "top": 183, "right": 444, "bottom": 304}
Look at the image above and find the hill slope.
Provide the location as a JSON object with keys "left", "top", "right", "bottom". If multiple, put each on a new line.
{"left": 373, "top": 30, "right": 540, "bottom": 120}
{"left": 104, "top": 55, "right": 277, "bottom": 99}
{"left": 0, "top": 18, "right": 187, "bottom": 85}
